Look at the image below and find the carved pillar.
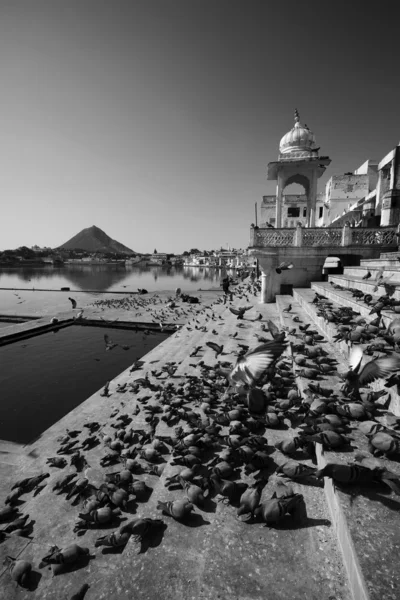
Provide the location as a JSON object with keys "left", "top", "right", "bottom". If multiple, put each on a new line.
{"left": 294, "top": 222, "right": 303, "bottom": 247}
{"left": 250, "top": 225, "right": 256, "bottom": 246}
{"left": 275, "top": 171, "right": 283, "bottom": 228}
{"left": 308, "top": 170, "right": 317, "bottom": 227}
{"left": 260, "top": 271, "right": 268, "bottom": 304}
{"left": 341, "top": 222, "right": 352, "bottom": 246}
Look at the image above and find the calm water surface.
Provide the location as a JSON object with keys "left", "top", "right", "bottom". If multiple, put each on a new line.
{"left": 0, "top": 265, "right": 228, "bottom": 443}
{"left": 0, "top": 324, "right": 168, "bottom": 444}
{"left": 0, "top": 264, "right": 230, "bottom": 315}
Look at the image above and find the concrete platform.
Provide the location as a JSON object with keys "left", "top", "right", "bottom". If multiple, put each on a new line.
{"left": 0, "top": 284, "right": 351, "bottom": 600}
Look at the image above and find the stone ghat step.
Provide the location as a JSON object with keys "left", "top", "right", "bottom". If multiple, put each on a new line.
{"left": 360, "top": 257, "right": 400, "bottom": 268}
{"left": 344, "top": 264, "right": 400, "bottom": 285}
{"left": 344, "top": 265, "right": 400, "bottom": 281}
{"left": 0, "top": 289, "right": 351, "bottom": 600}
{"left": 328, "top": 274, "right": 400, "bottom": 301}
{"left": 276, "top": 293, "right": 400, "bottom": 600}
{"left": 309, "top": 281, "right": 395, "bottom": 328}
{"left": 380, "top": 251, "right": 400, "bottom": 260}
{"left": 293, "top": 287, "right": 400, "bottom": 416}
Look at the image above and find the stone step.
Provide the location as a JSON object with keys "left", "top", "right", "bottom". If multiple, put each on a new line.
{"left": 360, "top": 258, "right": 400, "bottom": 268}
{"left": 328, "top": 274, "right": 400, "bottom": 301}
{"left": 276, "top": 293, "right": 400, "bottom": 600}
{"left": 308, "top": 281, "right": 395, "bottom": 328}
{"left": 380, "top": 251, "right": 400, "bottom": 260}
{"left": 293, "top": 287, "right": 400, "bottom": 415}
{"left": 344, "top": 265, "right": 400, "bottom": 282}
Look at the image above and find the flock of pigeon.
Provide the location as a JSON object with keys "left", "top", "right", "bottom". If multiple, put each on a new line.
{"left": 2, "top": 274, "right": 400, "bottom": 597}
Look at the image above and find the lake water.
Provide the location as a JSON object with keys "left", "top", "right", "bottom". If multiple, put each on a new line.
{"left": 0, "top": 265, "right": 232, "bottom": 444}
{"left": 0, "top": 324, "right": 168, "bottom": 444}
{"left": 0, "top": 264, "right": 230, "bottom": 316}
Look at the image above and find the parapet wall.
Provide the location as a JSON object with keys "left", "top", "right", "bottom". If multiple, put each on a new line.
{"left": 249, "top": 224, "right": 398, "bottom": 302}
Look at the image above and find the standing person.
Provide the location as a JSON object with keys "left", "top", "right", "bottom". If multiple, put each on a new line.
{"left": 250, "top": 269, "right": 256, "bottom": 284}
{"left": 222, "top": 276, "right": 233, "bottom": 302}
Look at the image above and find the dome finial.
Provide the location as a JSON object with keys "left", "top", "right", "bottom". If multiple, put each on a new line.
{"left": 294, "top": 108, "right": 300, "bottom": 124}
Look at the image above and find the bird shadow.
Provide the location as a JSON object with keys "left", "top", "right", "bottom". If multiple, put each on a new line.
{"left": 267, "top": 421, "right": 290, "bottom": 431}
{"left": 123, "top": 499, "right": 138, "bottom": 514}
{"left": 270, "top": 516, "right": 332, "bottom": 531}
{"left": 184, "top": 513, "right": 211, "bottom": 528}
{"left": 134, "top": 487, "right": 153, "bottom": 504}
{"left": 199, "top": 497, "right": 217, "bottom": 514}
{"left": 339, "top": 484, "right": 400, "bottom": 512}
{"left": 24, "top": 570, "right": 42, "bottom": 591}
{"left": 73, "top": 458, "right": 91, "bottom": 473}
{"left": 292, "top": 477, "right": 324, "bottom": 489}
{"left": 139, "top": 522, "right": 168, "bottom": 553}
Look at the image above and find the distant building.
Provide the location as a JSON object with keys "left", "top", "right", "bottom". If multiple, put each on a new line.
{"left": 324, "top": 160, "right": 378, "bottom": 225}
{"left": 148, "top": 253, "right": 168, "bottom": 265}
{"left": 31, "top": 245, "right": 52, "bottom": 253}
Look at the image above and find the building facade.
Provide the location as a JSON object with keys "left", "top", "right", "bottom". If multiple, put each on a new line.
{"left": 261, "top": 193, "right": 327, "bottom": 228}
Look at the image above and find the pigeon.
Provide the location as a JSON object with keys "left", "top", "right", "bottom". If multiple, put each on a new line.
{"left": 206, "top": 342, "right": 224, "bottom": 358}
{"left": 229, "top": 306, "right": 252, "bottom": 320}
{"left": 104, "top": 334, "right": 118, "bottom": 351}
{"left": 157, "top": 499, "right": 194, "bottom": 521}
{"left": 276, "top": 262, "right": 294, "bottom": 274}
{"left": 3, "top": 556, "right": 32, "bottom": 586}
{"left": 342, "top": 346, "right": 400, "bottom": 399}
{"left": 267, "top": 320, "right": 286, "bottom": 342}
{"left": 362, "top": 271, "right": 371, "bottom": 280}
{"left": 11, "top": 473, "right": 49, "bottom": 494}
{"left": 224, "top": 340, "right": 286, "bottom": 389}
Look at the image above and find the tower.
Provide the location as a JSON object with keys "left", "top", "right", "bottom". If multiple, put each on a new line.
{"left": 267, "top": 110, "right": 331, "bottom": 227}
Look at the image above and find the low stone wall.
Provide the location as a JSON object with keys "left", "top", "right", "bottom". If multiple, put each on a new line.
{"left": 249, "top": 245, "right": 397, "bottom": 302}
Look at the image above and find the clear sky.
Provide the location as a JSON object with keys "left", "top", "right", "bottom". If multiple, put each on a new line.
{"left": 1, "top": 0, "right": 399, "bottom": 253}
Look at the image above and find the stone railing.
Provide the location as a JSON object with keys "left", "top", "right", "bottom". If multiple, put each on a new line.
{"left": 250, "top": 224, "right": 398, "bottom": 248}
{"left": 350, "top": 227, "right": 397, "bottom": 246}
{"left": 251, "top": 228, "right": 296, "bottom": 247}
{"left": 302, "top": 228, "right": 342, "bottom": 246}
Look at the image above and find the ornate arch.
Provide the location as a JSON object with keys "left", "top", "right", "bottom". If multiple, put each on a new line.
{"left": 282, "top": 173, "right": 310, "bottom": 194}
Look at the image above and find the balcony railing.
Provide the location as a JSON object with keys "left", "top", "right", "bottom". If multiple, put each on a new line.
{"left": 250, "top": 224, "right": 398, "bottom": 248}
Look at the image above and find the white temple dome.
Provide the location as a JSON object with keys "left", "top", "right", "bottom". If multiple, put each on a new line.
{"left": 279, "top": 110, "right": 318, "bottom": 158}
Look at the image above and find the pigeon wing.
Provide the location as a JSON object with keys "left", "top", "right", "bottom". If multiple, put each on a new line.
{"left": 231, "top": 341, "right": 286, "bottom": 385}
{"left": 358, "top": 355, "right": 400, "bottom": 386}
{"left": 348, "top": 346, "right": 363, "bottom": 372}
{"left": 229, "top": 308, "right": 241, "bottom": 316}
{"left": 206, "top": 341, "right": 223, "bottom": 354}
{"left": 267, "top": 319, "right": 280, "bottom": 340}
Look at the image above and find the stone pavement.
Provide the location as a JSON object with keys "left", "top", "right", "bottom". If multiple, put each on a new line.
{"left": 0, "top": 283, "right": 350, "bottom": 600}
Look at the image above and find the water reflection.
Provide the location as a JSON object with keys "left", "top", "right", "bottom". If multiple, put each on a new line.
{"left": 182, "top": 266, "right": 223, "bottom": 283}
{"left": 0, "top": 264, "right": 231, "bottom": 294}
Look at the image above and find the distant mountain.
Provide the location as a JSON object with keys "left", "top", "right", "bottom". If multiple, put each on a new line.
{"left": 57, "top": 226, "right": 136, "bottom": 255}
